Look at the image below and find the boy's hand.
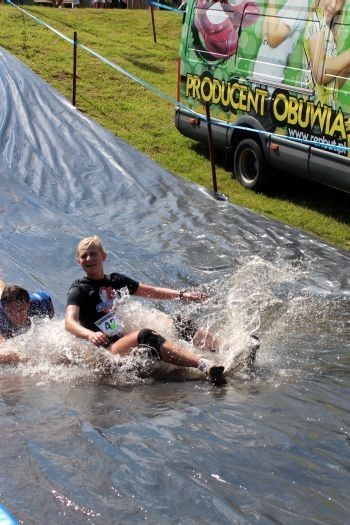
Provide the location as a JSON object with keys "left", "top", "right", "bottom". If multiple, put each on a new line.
{"left": 180, "top": 290, "right": 208, "bottom": 301}
{"left": 87, "top": 331, "right": 109, "bottom": 347}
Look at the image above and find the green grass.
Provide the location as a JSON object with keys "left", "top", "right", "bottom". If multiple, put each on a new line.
{"left": 1, "top": 4, "right": 350, "bottom": 250}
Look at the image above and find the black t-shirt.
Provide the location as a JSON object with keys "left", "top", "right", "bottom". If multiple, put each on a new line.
{"left": 66, "top": 273, "right": 139, "bottom": 332}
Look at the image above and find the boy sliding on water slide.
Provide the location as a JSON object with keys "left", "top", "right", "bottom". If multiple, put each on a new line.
{"left": 0, "top": 284, "right": 55, "bottom": 363}
{"left": 65, "top": 236, "right": 227, "bottom": 385}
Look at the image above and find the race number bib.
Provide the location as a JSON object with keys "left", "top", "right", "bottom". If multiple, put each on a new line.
{"left": 95, "top": 312, "right": 123, "bottom": 337}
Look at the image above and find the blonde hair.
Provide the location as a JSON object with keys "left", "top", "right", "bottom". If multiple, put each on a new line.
{"left": 76, "top": 236, "right": 106, "bottom": 258}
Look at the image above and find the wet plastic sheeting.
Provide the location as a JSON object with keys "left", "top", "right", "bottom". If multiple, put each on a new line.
{"left": 1, "top": 47, "right": 350, "bottom": 525}
{"left": 0, "top": 47, "right": 349, "bottom": 309}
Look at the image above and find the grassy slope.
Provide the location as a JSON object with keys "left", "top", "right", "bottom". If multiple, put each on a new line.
{"left": 1, "top": 5, "right": 349, "bottom": 250}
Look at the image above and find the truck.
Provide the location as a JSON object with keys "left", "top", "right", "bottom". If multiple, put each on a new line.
{"left": 175, "top": 0, "right": 350, "bottom": 192}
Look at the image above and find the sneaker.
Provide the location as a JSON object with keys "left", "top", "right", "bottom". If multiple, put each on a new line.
{"left": 197, "top": 358, "right": 226, "bottom": 385}
{"left": 230, "top": 335, "right": 260, "bottom": 374}
{"left": 207, "top": 364, "right": 226, "bottom": 386}
{"left": 247, "top": 335, "right": 260, "bottom": 368}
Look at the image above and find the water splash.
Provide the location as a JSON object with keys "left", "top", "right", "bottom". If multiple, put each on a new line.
{"left": 0, "top": 257, "right": 346, "bottom": 386}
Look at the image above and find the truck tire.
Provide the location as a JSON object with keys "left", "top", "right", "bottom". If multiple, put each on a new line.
{"left": 233, "top": 138, "right": 269, "bottom": 191}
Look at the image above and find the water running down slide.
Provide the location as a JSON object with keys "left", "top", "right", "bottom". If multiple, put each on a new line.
{"left": 0, "top": 47, "right": 349, "bottom": 305}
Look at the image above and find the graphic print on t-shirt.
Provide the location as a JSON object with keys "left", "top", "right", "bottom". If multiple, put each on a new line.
{"left": 96, "top": 287, "right": 115, "bottom": 313}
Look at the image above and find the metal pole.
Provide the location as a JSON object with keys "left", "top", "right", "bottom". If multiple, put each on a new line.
{"left": 150, "top": 4, "right": 157, "bottom": 44}
{"left": 205, "top": 102, "right": 228, "bottom": 201}
{"left": 72, "top": 31, "right": 77, "bottom": 107}
{"left": 205, "top": 101, "right": 218, "bottom": 192}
